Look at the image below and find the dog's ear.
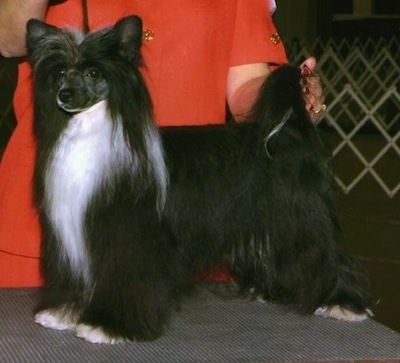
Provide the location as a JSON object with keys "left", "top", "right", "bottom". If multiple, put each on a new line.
{"left": 113, "top": 16, "right": 143, "bottom": 62}
{"left": 26, "top": 19, "right": 60, "bottom": 49}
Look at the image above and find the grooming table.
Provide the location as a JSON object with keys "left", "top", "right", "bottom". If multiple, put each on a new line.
{"left": 1, "top": 287, "right": 399, "bottom": 362}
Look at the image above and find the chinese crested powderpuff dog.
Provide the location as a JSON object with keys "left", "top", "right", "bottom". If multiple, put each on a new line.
{"left": 27, "top": 16, "right": 371, "bottom": 344}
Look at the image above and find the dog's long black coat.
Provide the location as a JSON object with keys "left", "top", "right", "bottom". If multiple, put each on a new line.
{"left": 27, "top": 16, "right": 371, "bottom": 342}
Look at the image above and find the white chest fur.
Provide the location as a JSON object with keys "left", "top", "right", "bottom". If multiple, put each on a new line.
{"left": 44, "top": 101, "right": 133, "bottom": 287}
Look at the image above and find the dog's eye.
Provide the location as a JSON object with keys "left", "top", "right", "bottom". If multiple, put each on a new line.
{"left": 87, "top": 68, "right": 102, "bottom": 80}
{"left": 55, "top": 68, "right": 66, "bottom": 79}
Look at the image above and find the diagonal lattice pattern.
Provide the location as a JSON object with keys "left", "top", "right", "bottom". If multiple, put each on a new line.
{"left": 287, "top": 37, "right": 400, "bottom": 197}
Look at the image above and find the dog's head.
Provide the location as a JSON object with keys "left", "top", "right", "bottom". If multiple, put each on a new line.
{"left": 27, "top": 16, "right": 143, "bottom": 113}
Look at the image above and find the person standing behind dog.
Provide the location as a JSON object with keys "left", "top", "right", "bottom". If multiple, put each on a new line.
{"left": 0, "top": 0, "right": 325, "bottom": 287}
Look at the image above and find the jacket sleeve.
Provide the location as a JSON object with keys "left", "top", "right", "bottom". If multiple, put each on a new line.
{"left": 230, "top": 0, "right": 288, "bottom": 67}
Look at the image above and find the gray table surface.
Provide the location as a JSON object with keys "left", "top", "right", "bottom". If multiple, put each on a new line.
{"left": 1, "top": 286, "right": 399, "bottom": 363}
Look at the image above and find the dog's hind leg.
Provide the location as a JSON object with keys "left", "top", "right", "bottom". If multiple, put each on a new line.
{"left": 312, "top": 252, "right": 373, "bottom": 321}
{"left": 251, "top": 146, "right": 371, "bottom": 320}
{"left": 231, "top": 64, "right": 371, "bottom": 320}
{"left": 233, "top": 133, "right": 371, "bottom": 319}
{"left": 233, "top": 190, "right": 371, "bottom": 321}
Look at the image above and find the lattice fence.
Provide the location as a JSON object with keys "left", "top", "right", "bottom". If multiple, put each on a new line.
{"left": 287, "top": 37, "right": 400, "bottom": 197}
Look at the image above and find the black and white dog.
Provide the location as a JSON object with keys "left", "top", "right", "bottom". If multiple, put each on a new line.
{"left": 27, "top": 16, "right": 371, "bottom": 344}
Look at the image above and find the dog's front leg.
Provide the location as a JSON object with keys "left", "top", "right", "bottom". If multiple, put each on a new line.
{"left": 74, "top": 197, "right": 184, "bottom": 343}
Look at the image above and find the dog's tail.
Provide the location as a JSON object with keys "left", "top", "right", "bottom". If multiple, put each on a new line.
{"left": 247, "top": 65, "right": 317, "bottom": 158}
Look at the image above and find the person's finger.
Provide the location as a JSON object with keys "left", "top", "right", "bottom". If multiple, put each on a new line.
{"left": 300, "top": 56, "right": 317, "bottom": 72}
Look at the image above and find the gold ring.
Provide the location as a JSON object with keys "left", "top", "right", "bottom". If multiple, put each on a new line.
{"left": 314, "top": 104, "right": 327, "bottom": 114}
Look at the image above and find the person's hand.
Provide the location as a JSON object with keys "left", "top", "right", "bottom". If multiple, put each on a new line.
{"left": 300, "top": 57, "right": 326, "bottom": 124}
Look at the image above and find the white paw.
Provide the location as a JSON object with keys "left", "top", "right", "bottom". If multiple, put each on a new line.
{"left": 249, "top": 287, "right": 268, "bottom": 304}
{"left": 314, "top": 305, "right": 372, "bottom": 322}
{"left": 34, "top": 308, "right": 77, "bottom": 331}
{"left": 75, "top": 324, "right": 125, "bottom": 344}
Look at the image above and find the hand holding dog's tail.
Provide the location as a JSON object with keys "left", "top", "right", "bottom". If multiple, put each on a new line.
{"left": 248, "top": 65, "right": 318, "bottom": 158}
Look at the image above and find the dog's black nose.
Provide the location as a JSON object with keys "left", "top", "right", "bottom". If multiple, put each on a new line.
{"left": 58, "top": 88, "right": 74, "bottom": 103}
